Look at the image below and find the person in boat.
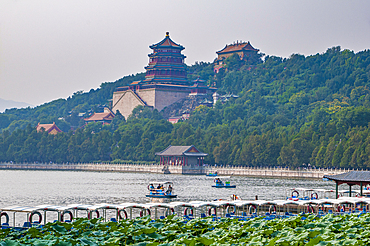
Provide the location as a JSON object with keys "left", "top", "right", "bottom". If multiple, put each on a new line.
{"left": 166, "top": 185, "right": 173, "bottom": 195}
{"left": 149, "top": 184, "right": 154, "bottom": 190}
{"left": 215, "top": 178, "right": 223, "bottom": 185}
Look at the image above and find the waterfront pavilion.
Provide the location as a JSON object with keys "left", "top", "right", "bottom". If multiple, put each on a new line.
{"left": 323, "top": 171, "right": 370, "bottom": 198}
{"left": 155, "top": 145, "right": 207, "bottom": 166}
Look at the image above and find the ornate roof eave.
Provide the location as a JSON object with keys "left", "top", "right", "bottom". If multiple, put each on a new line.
{"left": 216, "top": 41, "right": 259, "bottom": 54}
{"left": 145, "top": 64, "right": 187, "bottom": 69}
{"left": 36, "top": 122, "right": 62, "bottom": 133}
{"left": 242, "top": 41, "right": 259, "bottom": 52}
{"left": 323, "top": 171, "right": 370, "bottom": 184}
{"left": 149, "top": 32, "right": 185, "bottom": 50}
{"left": 148, "top": 53, "right": 186, "bottom": 58}
{"left": 216, "top": 48, "right": 259, "bottom": 55}
{"left": 155, "top": 145, "right": 207, "bottom": 157}
{"left": 84, "top": 112, "right": 115, "bottom": 122}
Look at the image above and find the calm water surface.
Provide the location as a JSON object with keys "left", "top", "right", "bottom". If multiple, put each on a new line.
{"left": 0, "top": 170, "right": 339, "bottom": 207}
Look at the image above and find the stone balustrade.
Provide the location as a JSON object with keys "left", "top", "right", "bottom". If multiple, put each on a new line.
{"left": 0, "top": 162, "right": 356, "bottom": 179}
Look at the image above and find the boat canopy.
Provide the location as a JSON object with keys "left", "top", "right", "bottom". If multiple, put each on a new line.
{"left": 0, "top": 206, "right": 42, "bottom": 213}
{"left": 35, "top": 204, "right": 75, "bottom": 212}
{"left": 148, "top": 181, "right": 174, "bottom": 185}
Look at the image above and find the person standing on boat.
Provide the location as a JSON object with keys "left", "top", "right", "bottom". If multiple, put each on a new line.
{"left": 167, "top": 185, "right": 173, "bottom": 195}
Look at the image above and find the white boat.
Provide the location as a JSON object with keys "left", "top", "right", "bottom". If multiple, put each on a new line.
{"left": 146, "top": 181, "right": 177, "bottom": 198}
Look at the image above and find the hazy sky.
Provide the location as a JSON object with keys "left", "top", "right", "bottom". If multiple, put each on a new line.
{"left": 1, "top": 0, "right": 370, "bottom": 106}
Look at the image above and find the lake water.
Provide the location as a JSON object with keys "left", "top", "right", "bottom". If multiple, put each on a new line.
{"left": 0, "top": 169, "right": 339, "bottom": 207}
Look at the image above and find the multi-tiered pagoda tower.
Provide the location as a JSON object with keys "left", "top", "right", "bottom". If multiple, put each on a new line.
{"left": 143, "top": 32, "right": 188, "bottom": 85}
{"left": 112, "top": 32, "right": 216, "bottom": 119}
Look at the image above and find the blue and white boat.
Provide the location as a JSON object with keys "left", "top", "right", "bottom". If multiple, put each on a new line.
{"left": 146, "top": 181, "right": 177, "bottom": 198}
{"left": 206, "top": 172, "right": 218, "bottom": 177}
{"left": 212, "top": 177, "right": 236, "bottom": 188}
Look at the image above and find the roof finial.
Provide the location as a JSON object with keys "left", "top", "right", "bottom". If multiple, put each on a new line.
{"left": 166, "top": 32, "right": 169, "bottom": 37}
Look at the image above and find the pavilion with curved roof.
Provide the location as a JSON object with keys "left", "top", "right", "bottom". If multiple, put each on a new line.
{"left": 155, "top": 145, "right": 208, "bottom": 166}
{"left": 323, "top": 171, "right": 370, "bottom": 198}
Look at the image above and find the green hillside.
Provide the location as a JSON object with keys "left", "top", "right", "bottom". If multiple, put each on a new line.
{"left": 1, "top": 46, "right": 370, "bottom": 169}
{"left": 0, "top": 73, "right": 145, "bottom": 132}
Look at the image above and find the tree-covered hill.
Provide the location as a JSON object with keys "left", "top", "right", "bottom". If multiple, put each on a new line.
{"left": 1, "top": 46, "right": 370, "bottom": 169}
{"left": 0, "top": 73, "right": 146, "bottom": 132}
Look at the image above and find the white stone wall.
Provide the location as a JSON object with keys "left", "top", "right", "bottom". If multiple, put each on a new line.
{"left": 112, "top": 91, "right": 145, "bottom": 119}
{"left": 153, "top": 89, "right": 189, "bottom": 112}
{"left": 136, "top": 89, "right": 156, "bottom": 107}
{"left": 112, "top": 87, "right": 189, "bottom": 119}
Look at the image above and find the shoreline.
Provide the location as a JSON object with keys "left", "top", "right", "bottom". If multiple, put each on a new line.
{"left": 0, "top": 162, "right": 349, "bottom": 179}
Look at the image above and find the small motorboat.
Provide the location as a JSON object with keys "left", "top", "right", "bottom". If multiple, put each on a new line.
{"left": 212, "top": 177, "right": 236, "bottom": 188}
{"left": 206, "top": 172, "right": 218, "bottom": 177}
{"left": 146, "top": 181, "right": 177, "bottom": 198}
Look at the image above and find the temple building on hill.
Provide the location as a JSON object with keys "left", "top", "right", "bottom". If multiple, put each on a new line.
{"left": 214, "top": 41, "right": 259, "bottom": 73}
{"left": 84, "top": 108, "right": 115, "bottom": 125}
{"left": 143, "top": 32, "right": 188, "bottom": 85}
{"left": 112, "top": 32, "right": 216, "bottom": 119}
{"left": 36, "top": 122, "right": 62, "bottom": 135}
{"left": 189, "top": 78, "right": 209, "bottom": 96}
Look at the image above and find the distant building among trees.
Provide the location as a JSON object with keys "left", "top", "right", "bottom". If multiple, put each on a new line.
{"left": 214, "top": 41, "right": 260, "bottom": 73}
{"left": 36, "top": 122, "right": 62, "bottom": 134}
{"left": 84, "top": 108, "right": 115, "bottom": 125}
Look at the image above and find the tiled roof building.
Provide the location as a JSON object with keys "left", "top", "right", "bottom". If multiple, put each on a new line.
{"left": 36, "top": 122, "right": 62, "bottom": 135}
{"left": 156, "top": 145, "right": 207, "bottom": 166}
{"left": 216, "top": 41, "right": 259, "bottom": 59}
{"left": 214, "top": 41, "right": 260, "bottom": 73}
{"left": 84, "top": 108, "right": 115, "bottom": 124}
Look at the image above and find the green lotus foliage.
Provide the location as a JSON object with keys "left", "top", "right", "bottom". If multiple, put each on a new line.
{"left": 1, "top": 213, "right": 370, "bottom": 245}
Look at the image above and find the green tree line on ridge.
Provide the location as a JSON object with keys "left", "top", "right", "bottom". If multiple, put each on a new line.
{"left": 1, "top": 46, "right": 370, "bottom": 169}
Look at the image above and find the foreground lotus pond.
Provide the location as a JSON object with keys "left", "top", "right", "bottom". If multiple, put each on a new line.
{"left": 1, "top": 213, "right": 370, "bottom": 245}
